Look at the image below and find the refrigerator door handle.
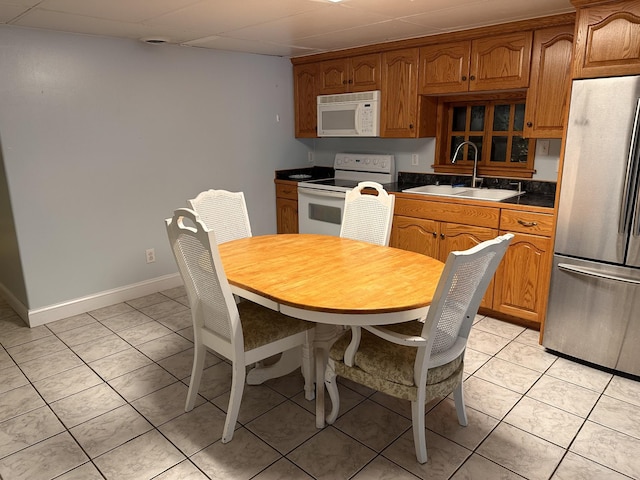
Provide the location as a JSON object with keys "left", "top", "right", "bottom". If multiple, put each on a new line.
{"left": 558, "top": 263, "right": 640, "bottom": 285}
{"left": 621, "top": 97, "right": 640, "bottom": 235}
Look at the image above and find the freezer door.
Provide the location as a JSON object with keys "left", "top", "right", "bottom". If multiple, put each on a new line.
{"left": 544, "top": 254, "right": 640, "bottom": 376}
{"left": 555, "top": 76, "right": 640, "bottom": 264}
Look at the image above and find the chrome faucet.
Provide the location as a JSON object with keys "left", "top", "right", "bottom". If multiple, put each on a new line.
{"left": 451, "top": 141, "right": 482, "bottom": 188}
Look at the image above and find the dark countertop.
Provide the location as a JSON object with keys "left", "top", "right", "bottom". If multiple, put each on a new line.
{"left": 275, "top": 166, "right": 334, "bottom": 181}
{"left": 387, "top": 173, "right": 556, "bottom": 209}
{"left": 274, "top": 168, "right": 556, "bottom": 209}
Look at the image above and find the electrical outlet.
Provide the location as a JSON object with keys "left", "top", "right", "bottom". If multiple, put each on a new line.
{"left": 411, "top": 154, "right": 419, "bottom": 166}
{"left": 538, "top": 140, "right": 550, "bottom": 156}
{"left": 146, "top": 248, "right": 155, "bottom": 264}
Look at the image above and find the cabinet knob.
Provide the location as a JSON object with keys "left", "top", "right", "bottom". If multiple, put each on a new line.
{"left": 432, "top": 232, "right": 437, "bottom": 238}
{"left": 440, "top": 233, "right": 445, "bottom": 239}
{"left": 409, "top": 124, "right": 414, "bottom": 129}
{"left": 469, "top": 75, "right": 476, "bottom": 81}
{"left": 348, "top": 79, "right": 353, "bottom": 84}
{"left": 526, "top": 122, "right": 533, "bottom": 127}
{"left": 342, "top": 80, "right": 347, "bottom": 84}
{"left": 461, "top": 75, "right": 467, "bottom": 81}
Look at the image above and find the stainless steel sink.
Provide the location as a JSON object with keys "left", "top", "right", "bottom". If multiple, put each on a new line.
{"left": 402, "top": 185, "right": 525, "bottom": 202}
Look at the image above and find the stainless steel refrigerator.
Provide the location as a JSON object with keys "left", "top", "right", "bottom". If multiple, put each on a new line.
{"left": 543, "top": 75, "right": 640, "bottom": 377}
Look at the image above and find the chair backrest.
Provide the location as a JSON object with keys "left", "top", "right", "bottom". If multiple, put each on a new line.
{"left": 165, "top": 208, "right": 242, "bottom": 356}
{"left": 340, "top": 181, "right": 395, "bottom": 246}
{"left": 188, "top": 189, "right": 252, "bottom": 244}
{"left": 420, "top": 233, "right": 514, "bottom": 368}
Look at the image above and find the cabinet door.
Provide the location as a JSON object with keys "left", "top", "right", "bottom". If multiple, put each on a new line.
{"left": 350, "top": 53, "right": 381, "bottom": 92}
{"left": 524, "top": 25, "right": 573, "bottom": 138}
{"left": 470, "top": 32, "right": 533, "bottom": 91}
{"left": 294, "top": 63, "right": 319, "bottom": 138}
{"left": 439, "top": 223, "right": 498, "bottom": 308}
{"left": 390, "top": 216, "right": 439, "bottom": 259}
{"left": 276, "top": 198, "right": 299, "bottom": 234}
{"left": 319, "top": 59, "right": 349, "bottom": 95}
{"left": 493, "top": 232, "right": 551, "bottom": 325}
{"left": 319, "top": 54, "right": 381, "bottom": 95}
{"left": 573, "top": 0, "right": 640, "bottom": 78}
{"left": 419, "top": 41, "right": 471, "bottom": 94}
{"left": 381, "top": 48, "right": 419, "bottom": 137}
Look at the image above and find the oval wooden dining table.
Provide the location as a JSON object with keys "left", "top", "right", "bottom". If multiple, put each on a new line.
{"left": 218, "top": 234, "right": 445, "bottom": 427}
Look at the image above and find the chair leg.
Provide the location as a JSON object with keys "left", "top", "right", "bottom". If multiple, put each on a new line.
{"left": 453, "top": 381, "right": 468, "bottom": 426}
{"left": 185, "top": 343, "right": 206, "bottom": 412}
{"left": 222, "top": 361, "right": 246, "bottom": 444}
{"left": 411, "top": 399, "right": 428, "bottom": 464}
{"left": 324, "top": 359, "right": 340, "bottom": 424}
{"left": 301, "top": 337, "right": 315, "bottom": 401}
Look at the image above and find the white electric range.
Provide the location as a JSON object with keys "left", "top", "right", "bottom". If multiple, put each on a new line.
{"left": 297, "top": 152, "right": 395, "bottom": 236}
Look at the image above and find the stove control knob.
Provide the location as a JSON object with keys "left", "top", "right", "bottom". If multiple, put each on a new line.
{"left": 373, "top": 158, "right": 379, "bottom": 165}
{"left": 364, "top": 158, "right": 371, "bottom": 164}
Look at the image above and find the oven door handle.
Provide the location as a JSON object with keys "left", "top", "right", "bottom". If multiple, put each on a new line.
{"left": 297, "top": 187, "right": 347, "bottom": 199}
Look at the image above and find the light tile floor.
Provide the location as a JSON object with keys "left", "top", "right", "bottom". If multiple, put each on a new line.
{"left": 1, "top": 289, "right": 639, "bottom": 479}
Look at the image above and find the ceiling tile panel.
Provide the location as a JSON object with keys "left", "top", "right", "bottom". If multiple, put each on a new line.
{"left": 147, "top": 0, "right": 327, "bottom": 33}
{"left": 35, "top": 0, "right": 200, "bottom": 22}
{"left": 225, "top": 4, "right": 390, "bottom": 44}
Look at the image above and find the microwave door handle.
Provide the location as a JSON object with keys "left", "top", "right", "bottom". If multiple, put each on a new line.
{"left": 354, "top": 104, "right": 361, "bottom": 135}
{"left": 621, "top": 97, "right": 640, "bottom": 235}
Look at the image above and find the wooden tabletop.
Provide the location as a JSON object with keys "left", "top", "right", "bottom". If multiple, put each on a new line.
{"left": 218, "top": 234, "right": 444, "bottom": 316}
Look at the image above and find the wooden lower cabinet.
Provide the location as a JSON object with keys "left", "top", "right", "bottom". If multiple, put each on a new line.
{"left": 390, "top": 197, "right": 554, "bottom": 328}
{"left": 493, "top": 208, "right": 554, "bottom": 327}
{"left": 390, "top": 199, "right": 500, "bottom": 309}
{"left": 275, "top": 181, "right": 299, "bottom": 234}
{"left": 493, "top": 232, "right": 551, "bottom": 325}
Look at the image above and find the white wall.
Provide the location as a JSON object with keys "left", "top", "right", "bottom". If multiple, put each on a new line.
{"left": 0, "top": 26, "right": 309, "bottom": 314}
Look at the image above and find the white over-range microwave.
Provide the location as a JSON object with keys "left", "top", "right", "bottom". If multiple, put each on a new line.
{"left": 316, "top": 90, "right": 380, "bottom": 137}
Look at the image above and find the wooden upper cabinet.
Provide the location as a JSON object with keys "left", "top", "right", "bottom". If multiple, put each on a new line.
{"left": 318, "top": 54, "right": 381, "bottom": 95}
{"left": 572, "top": 0, "right": 640, "bottom": 78}
{"left": 381, "top": 48, "right": 419, "bottom": 137}
{"left": 419, "top": 41, "right": 471, "bottom": 94}
{"left": 523, "top": 25, "right": 574, "bottom": 138}
{"left": 419, "top": 32, "right": 533, "bottom": 94}
{"left": 293, "top": 63, "right": 319, "bottom": 138}
{"left": 470, "top": 32, "right": 533, "bottom": 91}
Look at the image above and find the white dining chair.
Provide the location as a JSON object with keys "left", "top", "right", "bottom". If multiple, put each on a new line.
{"left": 188, "top": 188, "right": 314, "bottom": 396}
{"left": 188, "top": 189, "right": 252, "bottom": 245}
{"left": 340, "top": 181, "right": 395, "bottom": 246}
{"left": 324, "top": 233, "right": 514, "bottom": 463}
{"left": 165, "top": 208, "right": 315, "bottom": 443}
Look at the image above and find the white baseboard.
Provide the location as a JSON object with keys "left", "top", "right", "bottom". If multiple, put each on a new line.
{"left": 1, "top": 274, "right": 184, "bottom": 328}
{"left": 0, "top": 283, "right": 30, "bottom": 327}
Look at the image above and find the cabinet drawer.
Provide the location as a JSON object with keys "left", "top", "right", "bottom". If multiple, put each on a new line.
{"left": 500, "top": 209, "right": 553, "bottom": 236}
{"left": 395, "top": 197, "right": 500, "bottom": 229}
{"left": 275, "top": 182, "right": 298, "bottom": 200}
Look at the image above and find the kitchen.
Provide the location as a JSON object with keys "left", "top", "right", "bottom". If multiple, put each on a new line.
{"left": 1, "top": 0, "right": 640, "bottom": 479}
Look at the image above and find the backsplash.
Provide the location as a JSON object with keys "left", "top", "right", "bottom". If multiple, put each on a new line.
{"left": 397, "top": 172, "right": 556, "bottom": 196}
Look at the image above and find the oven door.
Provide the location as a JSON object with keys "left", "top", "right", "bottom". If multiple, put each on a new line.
{"left": 297, "top": 186, "right": 345, "bottom": 236}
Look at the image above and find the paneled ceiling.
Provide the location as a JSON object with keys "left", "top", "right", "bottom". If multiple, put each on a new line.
{"left": 0, "top": 0, "right": 574, "bottom": 58}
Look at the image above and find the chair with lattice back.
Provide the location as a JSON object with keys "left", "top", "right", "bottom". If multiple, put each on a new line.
{"left": 165, "top": 208, "right": 315, "bottom": 443}
{"left": 188, "top": 189, "right": 252, "bottom": 245}
{"left": 324, "top": 233, "right": 514, "bottom": 463}
{"left": 340, "top": 181, "right": 395, "bottom": 246}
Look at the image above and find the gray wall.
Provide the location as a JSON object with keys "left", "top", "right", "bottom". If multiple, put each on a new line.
{"left": 0, "top": 26, "right": 309, "bottom": 310}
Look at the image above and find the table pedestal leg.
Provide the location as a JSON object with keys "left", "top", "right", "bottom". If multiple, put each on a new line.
{"left": 246, "top": 347, "right": 301, "bottom": 385}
